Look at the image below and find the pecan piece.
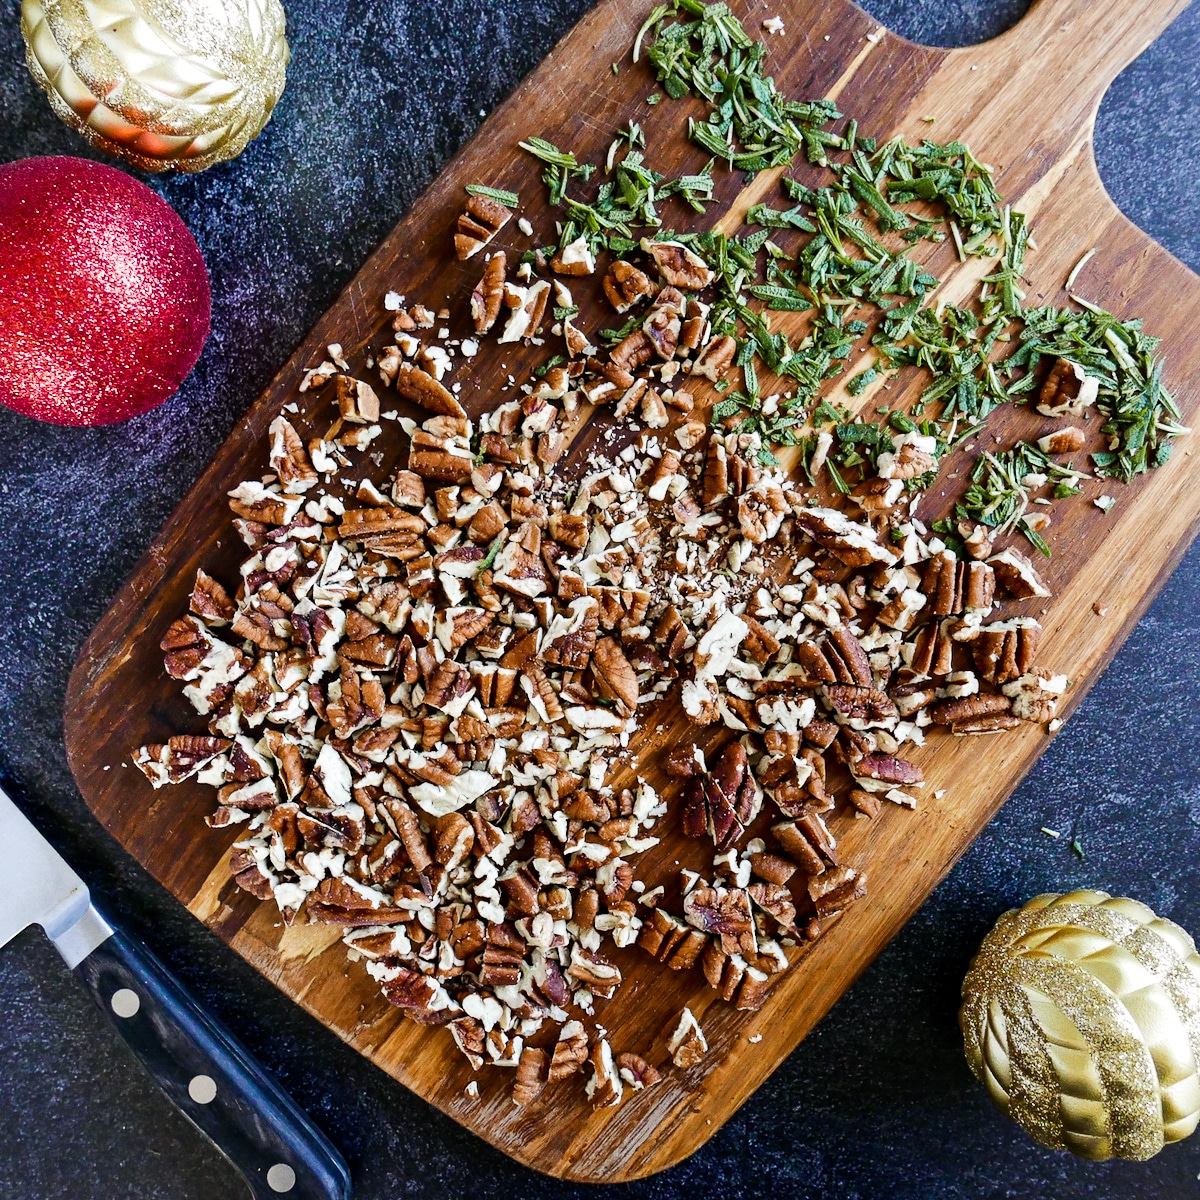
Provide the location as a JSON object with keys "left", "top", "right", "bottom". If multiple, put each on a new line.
{"left": 616, "top": 1052, "right": 661, "bottom": 1091}
{"left": 852, "top": 752, "right": 924, "bottom": 789}
{"left": 549, "top": 1021, "right": 589, "bottom": 1081}
{"left": 988, "top": 546, "right": 1050, "bottom": 600}
{"left": 773, "top": 814, "right": 837, "bottom": 875}
{"left": 683, "top": 886, "right": 757, "bottom": 957}
{"left": 189, "top": 569, "right": 234, "bottom": 626}
{"left": 550, "top": 235, "right": 595, "bottom": 276}
{"left": 641, "top": 238, "right": 713, "bottom": 290}
{"left": 334, "top": 375, "right": 380, "bottom": 425}
{"left": 666, "top": 1007, "right": 708, "bottom": 1069}
{"left": 268, "top": 416, "right": 318, "bottom": 492}
{"left": 1037, "top": 425, "right": 1086, "bottom": 455}
{"left": 454, "top": 193, "right": 512, "bottom": 260}
{"left": 690, "top": 334, "right": 736, "bottom": 382}
{"left": 470, "top": 251, "right": 507, "bottom": 333}
{"left": 807, "top": 864, "right": 867, "bottom": 920}
{"left": 585, "top": 1039, "right": 624, "bottom": 1109}
{"left": 929, "top": 693, "right": 1012, "bottom": 725}
{"left": 795, "top": 507, "right": 898, "bottom": 568}
{"left": 952, "top": 712, "right": 1023, "bottom": 734}
{"left": 603, "top": 259, "right": 657, "bottom": 312}
{"left": 512, "top": 1045, "right": 550, "bottom": 1107}
{"left": 590, "top": 636, "right": 639, "bottom": 715}
{"left": 394, "top": 362, "right": 465, "bottom": 419}
{"left": 1037, "top": 358, "right": 1099, "bottom": 417}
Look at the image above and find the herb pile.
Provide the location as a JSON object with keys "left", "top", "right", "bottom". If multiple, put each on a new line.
{"left": 519, "top": 0, "right": 1184, "bottom": 553}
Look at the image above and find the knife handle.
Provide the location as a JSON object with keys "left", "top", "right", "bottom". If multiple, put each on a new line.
{"left": 72, "top": 919, "right": 351, "bottom": 1200}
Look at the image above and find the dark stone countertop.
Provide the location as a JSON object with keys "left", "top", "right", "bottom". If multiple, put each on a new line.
{"left": 3, "top": 0, "right": 1200, "bottom": 1196}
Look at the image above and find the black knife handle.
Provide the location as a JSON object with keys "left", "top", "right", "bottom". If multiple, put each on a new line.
{"left": 73, "top": 923, "right": 351, "bottom": 1200}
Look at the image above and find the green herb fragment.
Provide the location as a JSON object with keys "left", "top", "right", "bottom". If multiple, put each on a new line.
{"left": 479, "top": 532, "right": 507, "bottom": 574}
{"left": 1003, "top": 304, "right": 1188, "bottom": 481}
{"left": 465, "top": 184, "right": 520, "bottom": 207}
{"left": 847, "top": 366, "right": 877, "bottom": 396}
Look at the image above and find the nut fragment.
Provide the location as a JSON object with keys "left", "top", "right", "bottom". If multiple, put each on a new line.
{"left": 335, "top": 376, "right": 380, "bottom": 425}
{"left": 666, "top": 1007, "right": 708, "bottom": 1069}
{"left": 603, "top": 260, "right": 657, "bottom": 312}
{"left": 455, "top": 193, "right": 512, "bottom": 259}
{"left": 1037, "top": 425, "right": 1086, "bottom": 455}
{"left": 641, "top": 238, "right": 714, "bottom": 290}
{"left": 1037, "top": 358, "right": 1099, "bottom": 417}
{"left": 394, "top": 363, "right": 466, "bottom": 419}
{"left": 471, "top": 252, "right": 507, "bottom": 333}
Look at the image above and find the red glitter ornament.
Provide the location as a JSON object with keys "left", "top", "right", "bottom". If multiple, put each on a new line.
{"left": 0, "top": 156, "right": 211, "bottom": 426}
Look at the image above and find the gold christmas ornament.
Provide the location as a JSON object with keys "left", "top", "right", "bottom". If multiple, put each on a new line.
{"left": 21, "top": 0, "right": 289, "bottom": 173}
{"left": 961, "top": 889, "right": 1200, "bottom": 1161}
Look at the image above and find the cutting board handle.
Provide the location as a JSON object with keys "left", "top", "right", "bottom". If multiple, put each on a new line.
{"left": 966, "top": 0, "right": 1192, "bottom": 113}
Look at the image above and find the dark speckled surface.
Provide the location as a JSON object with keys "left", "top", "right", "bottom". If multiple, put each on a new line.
{"left": 2, "top": 0, "right": 1200, "bottom": 1196}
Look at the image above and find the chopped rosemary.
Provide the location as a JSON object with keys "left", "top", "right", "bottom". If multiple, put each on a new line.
{"left": 465, "top": 184, "right": 519, "bottom": 207}
{"left": 509, "top": 0, "right": 1182, "bottom": 556}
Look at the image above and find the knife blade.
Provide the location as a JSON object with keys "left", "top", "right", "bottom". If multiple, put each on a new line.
{"left": 0, "top": 783, "right": 351, "bottom": 1200}
{"left": 0, "top": 782, "right": 113, "bottom": 967}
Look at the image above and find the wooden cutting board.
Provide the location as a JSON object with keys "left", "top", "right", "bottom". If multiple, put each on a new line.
{"left": 65, "top": 0, "right": 1200, "bottom": 1181}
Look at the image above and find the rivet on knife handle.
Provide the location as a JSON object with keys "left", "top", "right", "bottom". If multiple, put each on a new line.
{"left": 72, "top": 909, "right": 351, "bottom": 1200}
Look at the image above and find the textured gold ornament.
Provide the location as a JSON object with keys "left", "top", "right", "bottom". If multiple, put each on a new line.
{"left": 961, "top": 889, "right": 1200, "bottom": 1161}
{"left": 21, "top": 0, "right": 289, "bottom": 173}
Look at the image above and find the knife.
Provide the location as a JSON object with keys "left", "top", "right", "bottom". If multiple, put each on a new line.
{"left": 0, "top": 781, "right": 352, "bottom": 1200}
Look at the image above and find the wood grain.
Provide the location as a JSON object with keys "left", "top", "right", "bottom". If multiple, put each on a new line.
{"left": 64, "top": 0, "right": 1200, "bottom": 1180}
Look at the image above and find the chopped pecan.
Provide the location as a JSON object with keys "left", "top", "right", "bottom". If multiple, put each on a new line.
{"left": 877, "top": 431, "right": 937, "bottom": 480}
{"left": 921, "top": 550, "right": 995, "bottom": 616}
{"left": 747, "top": 881, "right": 798, "bottom": 933}
{"left": 807, "top": 864, "right": 867, "bottom": 920}
{"left": 643, "top": 287, "right": 684, "bottom": 359}
{"left": 690, "top": 334, "right": 736, "bottom": 382}
{"left": 133, "top": 735, "right": 230, "bottom": 788}
{"left": 590, "top": 637, "right": 639, "bottom": 715}
{"left": 189, "top": 569, "right": 234, "bottom": 625}
{"left": 700, "top": 438, "right": 729, "bottom": 507}
{"left": 610, "top": 328, "right": 655, "bottom": 374}
{"left": 929, "top": 693, "right": 1012, "bottom": 725}
{"left": 616, "top": 1052, "right": 661, "bottom": 1091}
{"left": 409, "top": 426, "right": 473, "bottom": 483}
{"left": 450, "top": 1017, "right": 486, "bottom": 1069}
{"left": 455, "top": 193, "right": 512, "bottom": 259}
{"left": 371, "top": 962, "right": 455, "bottom": 1024}
{"left": 641, "top": 238, "right": 713, "bottom": 290}
{"left": 550, "top": 235, "right": 595, "bottom": 276}
{"left": 334, "top": 375, "right": 380, "bottom": 425}
{"left": 1037, "top": 425, "right": 1086, "bottom": 455}
{"left": 773, "top": 814, "right": 837, "bottom": 875}
{"left": 549, "top": 1021, "right": 589, "bottom": 1081}
{"left": 512, "top": 1045, "right": 549, "bottom": 1107}
{"left": 960, "top": 619, "right": 1042, "bottom": 684}
{"left": 988, "top": 547, "right": 1050, "bottom": 599}
{"left": 394, "top": 362, "right": 465, "bottom": 419}
{"left": 748, "top": 851, "right": 796, "bottom": 885}
{"left": 852, "top": 752, "right": 924, "bottom": 789}
{"left": 603, "top": 259, "right": 657, "bottom": 312}
{"left": 910, "top": 619, "right": 956, "bottom": 677}
{"left": 1038, "top": 358, "right": 1099, "bottom": 417}
{"left": 952, "top": 712, "right": 1023, "bottom": 734}
{"left": 666, "top": 1007, "right": 708, "bottom": 1069}
{"left": 585, "top": 1039, "right": 624, "bottom": 1109}
{"left": 566, "top": 948, "right": 622, "bottom": 998}
{"left": 823, "top": 684, "right": 898, "bottom": 725}
{"left": 683, "top": 886, "right": 757, "bottom": 957}
{"left": 268, "top": 416, "right": 318, "bottom": 492}
{"left": 795, "top": 507, "right": 897, "bottom": 568}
